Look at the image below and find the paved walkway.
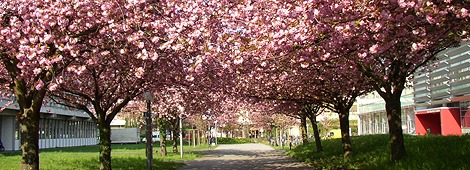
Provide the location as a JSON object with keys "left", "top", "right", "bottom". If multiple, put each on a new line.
{"left": 178, "top": 143, "right": 314, "bottom": 170}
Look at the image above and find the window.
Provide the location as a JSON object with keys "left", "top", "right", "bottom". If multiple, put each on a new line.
{"left": 461, "top": 101, "right": 470, "bottom": 128}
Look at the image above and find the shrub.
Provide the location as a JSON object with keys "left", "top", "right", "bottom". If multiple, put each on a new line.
{"left": 216, "top": 138, "right": 253, "bottom": 144}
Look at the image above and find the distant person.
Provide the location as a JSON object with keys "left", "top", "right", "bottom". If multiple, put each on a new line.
{"left": 208, "top": 136, "right": 214, "bottom": 150}
{"left": 0, "top": 139, "right": 4, "bottom": 152}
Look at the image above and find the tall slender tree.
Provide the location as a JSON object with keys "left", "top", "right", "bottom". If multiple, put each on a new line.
{"left": 302, "top": 102, "right": 326, "bottom": 152}
{"left": 0, "top": 1, "right": 125, "bottom": 168}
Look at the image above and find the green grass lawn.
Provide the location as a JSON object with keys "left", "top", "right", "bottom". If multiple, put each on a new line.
{"left": 216, "top": 137, "right": 255, "bottom": 144}
{"left": 287, "top": 134, "right": 470, "bottom": 170}
{"left": 0, "top": 143, "right": 209, "bottom": 170}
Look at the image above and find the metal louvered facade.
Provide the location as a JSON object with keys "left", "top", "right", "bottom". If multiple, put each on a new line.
{"left": 413, "top": 42, "right": 470, "bottom": 133}
{"left": 414, "top": 42, "right": 470, "bottom": 107}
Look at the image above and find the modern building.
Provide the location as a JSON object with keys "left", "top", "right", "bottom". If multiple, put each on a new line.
{"left": 0, "top": 96, "right": 98, "bottom": 151}
{"left": 413, "top": 42, "right": 470, "bottom": 135}
{"left": 357, "top": 42, "right": 470, "bottom": 136}
{"left": 357, "top": 88, "right": 416, "bottom": 135}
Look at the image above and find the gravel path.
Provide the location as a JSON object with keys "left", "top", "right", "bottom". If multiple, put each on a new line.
{"left": 178, "top": 143, "right": 314, "bottom": 170}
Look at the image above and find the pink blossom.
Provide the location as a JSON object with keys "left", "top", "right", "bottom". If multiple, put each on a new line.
{"left": 358, "top": 52, "right": 367, "bottom": 59}
{"left": 261, "top": 62, "right": 267, "bottom": 67}
{"left": 138, "top": 42, "right": 144, "bottom": 49}
{"left": 461, "top": 8, "right": 468, "bottom": 17}
{"left": 48, "top": 83, "right": 58, "bottom": 91}
{"left": 426, "top": 15, "right": 435, "bottom": 24}
{"left": 135, "top": 67, "right": 144, "bottom": 78}
{"left": 35, "top": 80, "right": 44, "bottom": 90}
{"left": 185, "top": 75, "right": 195, "bottom": 81}
{"left": 33, "top": 68, "right": 41, "bottom": 75}
{"left": 234, "top": 57, "right": 244, "bottom": 64}
{"left": 369, "top": 44, "right": 379, "bottom": 54}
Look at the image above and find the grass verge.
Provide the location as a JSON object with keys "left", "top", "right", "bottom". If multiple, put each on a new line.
{"left": 0, "top": 143, "right": 209, "bottom": 170}
{"left": 216, "top": 137, "right": 255, "bottom": 144}
{"left": 287, "top": 134, "right": 470, "bottom": 170}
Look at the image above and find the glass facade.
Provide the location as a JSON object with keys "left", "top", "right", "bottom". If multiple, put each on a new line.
{"left": 413, "top": 42, "right": 470, "bottom": 134}
{"left": 461, "top": 100, "right": 470, "bottom": 128}
{"left": 357, "top": 88, "right": 415, "bottom": 135}
{"left": 1, "top": 97, "right": 98, "bottom": 151}
{"left": 360, "top": 42, "right": 470, "bottom": 135}
{"left": 414, "top": 42, "right": 470, "bottom": 109}
{"left": 7, "top": 117, "right": 99, "bottom": 150}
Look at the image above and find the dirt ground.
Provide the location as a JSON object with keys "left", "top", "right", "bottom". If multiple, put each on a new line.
{"left": 178, "top": 143, "right": 314, "bottom": 170}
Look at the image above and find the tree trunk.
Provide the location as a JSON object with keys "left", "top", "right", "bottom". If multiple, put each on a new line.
{"left": 273, "top": 126, "right": 278, "bottom": 146}
{"left": 159, "top": 133, "right": 167, "bottom": 156}
{"left": 197, "top": 130, "right": 201, "bottom": 146}
{"left": 172, "top": 128, "right": 178, "bottom": 153}
{"left": 280, "top": 128, "right": 284, "bottom": 149}
{"left": 144, "top": 102, "right": 153, "bottom": 170}
{"left": 15, "top": 85, "right": 47, "bottom": 170}
{"left": 307, "top": 115, "right": 323, "bottom": 152}
{"left": 156, "top": 117, "right": 167, "bottom": 156}
{"left": 161, "top": 131, "right": 168, "bottom": 155}
{"left": 19, "top": 107, "right": 41, "bottom": 170}
{"left": 98, "top": 123, "right": 112, "bottom": 170}
{"left": 338, "top": 109, "right": 352, "bottom": 158}
{"left": 385, "top": 95, "right": 406, "bottom": 160}
{"left": 300, "top": 115, "right": 308, "bottom": 144}
{"left": 192, "top": 130, "right": 196, "bottom": 147}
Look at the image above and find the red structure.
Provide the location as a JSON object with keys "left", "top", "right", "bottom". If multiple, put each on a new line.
{"left": 462, "top": 108, "right": 470, "bottom": 128}
{"left": 415, "top": 107, "right": 461, "bottom": 136}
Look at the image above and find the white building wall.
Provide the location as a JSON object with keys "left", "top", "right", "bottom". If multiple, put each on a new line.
{"left": 1, "top": 106, "right": 99, "bottom": 151}
{"left": 357, "top": 88, "right": 415, "bottom": 135}
{"left": 1, "top": 115, "right": 15, "bottom": 150}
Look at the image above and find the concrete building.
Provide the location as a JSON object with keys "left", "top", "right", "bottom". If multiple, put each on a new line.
{"left": 357, "top": 88, "right": 416, "bottom": 135}
{"left": 357, "top": 42, "right": 470, "bottom": 136}
{"left": 0, "top": 96, "right": 98, "bottom": 151}
{"left": 413, "top": 42, "right": 470, "bottom": 135}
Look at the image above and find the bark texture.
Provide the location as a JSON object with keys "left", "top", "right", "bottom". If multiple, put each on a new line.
{"left": 19, "top": 107, "right": 40, "bottom": 170}
{"left": 98, "top": 123, "right": 112, "bottom": 170}
{"left": 385, "top": 95, "right": 406, "bottom": 160}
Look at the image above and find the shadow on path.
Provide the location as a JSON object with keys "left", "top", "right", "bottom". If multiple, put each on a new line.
{"left": 179, "top": 143, "right": 314, "bottom": 170}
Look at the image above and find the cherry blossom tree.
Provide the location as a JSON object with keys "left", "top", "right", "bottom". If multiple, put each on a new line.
{"left": 207, "top": 0, "right": 468, "bottom": 160}
{"left": 45, "top": 0, "right": 223, "bottom": 169}
{"left": 301, "top": 102, "right": 326, "bottom": 152}
{"left": 151, "top": 86, "right": 192, "bottom": 155}
{"left": 0, "top": 1, "right": 128, "bottom": 168}
{"left": 311, "top": 0, "right": 469, "bottom": 160}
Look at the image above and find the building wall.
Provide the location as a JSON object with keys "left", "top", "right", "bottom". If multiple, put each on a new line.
{"left": 414, "top": 42, "right": 470, "bottom": 109}
{"left": 0, "top": 98, "right": 98, "bottom": 151}
{"left": 415, "top": 112, "right": 441, "bottom": 135}
{"left": 357, "top": 88, "right": 416, "bottom": 135}
{"left": 1, "top": 114, "right": 16, "bottom": 150}
{"left": 0, "top": 112, "right": 99, "bottom": 151}
{"left": 441, "top": 108, "right": 461, "bottom": 135}
{"left": 359, "top": 42, "right": 470, "bottom": 136}
{"left": 460, "top": 100, "right": 470, "bottom": 128}
{"left": 413, "top": 42, "right": 470, "bottom": 134}
{"left": 415, "top": 107, "right": 461, "bottom": 135}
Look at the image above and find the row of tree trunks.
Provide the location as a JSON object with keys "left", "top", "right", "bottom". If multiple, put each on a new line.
{"left": 157, "top": 118, "right": 168, "bottom": 156}
{"left": 170, "top": 118, "right": 179, "bottom": 153}
{"left": 299, "top": 115, "right": 308, "bottom": 144}
{"left": 306, "top": 115, "right": 323, "bottom": 152}
{"left": 338, "top": 109, "right": 352, "bottom": 158}
{"left": 303, "top": 103, "right": 323, "bottom": 152}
